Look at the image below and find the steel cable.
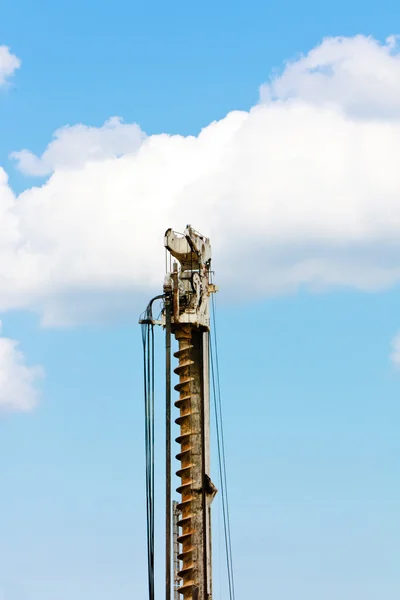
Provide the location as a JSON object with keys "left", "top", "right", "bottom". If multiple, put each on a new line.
{"left": 141, "top": 295, "right": 164, "bottom": 600}
{"left": 210, "top": 293, "right": 236, "bottom": 600}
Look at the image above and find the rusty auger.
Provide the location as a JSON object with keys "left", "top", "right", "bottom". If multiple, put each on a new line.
{"left": 174, "top": 330, "right": 196, "bottom": 597}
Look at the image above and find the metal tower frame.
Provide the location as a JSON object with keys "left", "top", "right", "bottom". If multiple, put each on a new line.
{"left": 164, "top": 226, "right": 218, "bottom": 600}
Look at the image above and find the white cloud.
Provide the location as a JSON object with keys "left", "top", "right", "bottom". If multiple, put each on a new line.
{"left": 2, "top": 35, "right": 400, "bottom": 324}
{"left": 11, "top": 117, "right": 145, "bottom": 176}
{"left": 260, "top": 35, "right": 400, "bottom": 118}
{"left": 0, "top": 46, "right": 20, "bottom": 86}
{"left": 0, "top": 322, "right": 43, "bottom": 412}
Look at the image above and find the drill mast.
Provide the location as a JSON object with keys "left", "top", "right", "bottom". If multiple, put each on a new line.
{"left": 164, "top": 226, "right": 217, "bottom": 600}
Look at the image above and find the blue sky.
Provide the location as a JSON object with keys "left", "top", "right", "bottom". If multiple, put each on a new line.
{"left": 1, "top": 1, "right": 400, "bottom": 599}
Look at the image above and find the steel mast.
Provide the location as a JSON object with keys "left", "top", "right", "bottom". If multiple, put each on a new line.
{"left": 164, "top": 225, "right": 218, "bottom": 600}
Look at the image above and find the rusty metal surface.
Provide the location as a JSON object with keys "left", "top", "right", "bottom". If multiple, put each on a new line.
{"left": 166, "top": 295, "right": 172, "bottom": 600}
{"left": 164, "top": 226, "right": 217, "bottom": 600}
{"left": 174, "top": 326, "right": 196, "bottom": 598}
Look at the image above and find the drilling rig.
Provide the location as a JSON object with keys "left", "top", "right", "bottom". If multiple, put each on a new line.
{"left": 141, "top": 225, "right": 218, "bottom": 600}
{"left": 164, "top": 226, "right": 218, "bottom": 600}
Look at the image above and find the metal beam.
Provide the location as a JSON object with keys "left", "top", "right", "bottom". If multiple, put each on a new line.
{"left": 166, "top": 294, "right": 172, "bottom": 600}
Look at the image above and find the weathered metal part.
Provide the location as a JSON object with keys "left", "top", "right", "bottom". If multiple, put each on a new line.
{"left": 164, "top": 225, "right": 211, "bottom": 272}
{"left": 166, "top": 295, "right": 172, "bottom": 600}
{"left": 173, "top": 501, "right": 181, "bottom": 600}
{"left": 172, "top": 264, "right": 180, "bottom": 323}
{"left": 163, "top": 226, "right": 213, "bottom": 330}
{"left": 174, "top": 326, "right": 196, "bottom": 599}
{"left": 173, "top": 326, "right": 217, "bottom": 600}
{"left": 165, "top": 226, "right": 218, "bottom": 600}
